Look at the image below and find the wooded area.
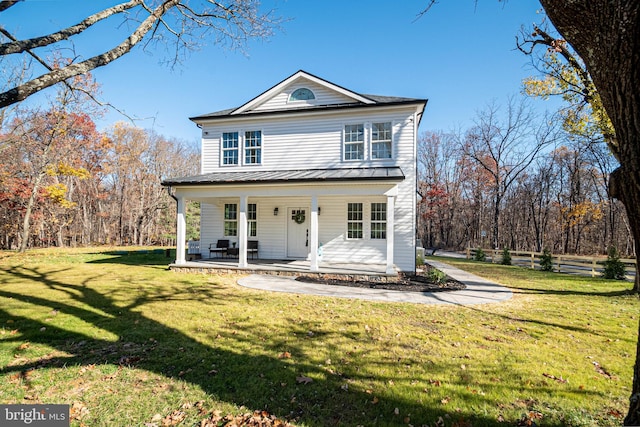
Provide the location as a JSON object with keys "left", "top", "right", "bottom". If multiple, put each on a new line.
{"left": 416, "top": 101, "right": 630, "bottom": 257}
{"left": 0, "top": 101, "right": 199, "bottom": 250}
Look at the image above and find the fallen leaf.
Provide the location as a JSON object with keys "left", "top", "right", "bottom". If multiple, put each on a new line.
{"left": 543, "top": 373, "right": 568, "bottom": 383}
{"left": 161, "top": 410, "right": 185, "bottom": 426}
{"left": 70, "top": 401, "right": 89, "bottom": 421}
{"left": 17, "top": 342, "right": 30, "bottom": 351}
{"left": 371, "top": 397, "right": 379, "bottom": 404}
{"left": 296, "top": 375, "right": 313, "bottom": 384}
{"left": 441, "top": 396, "right": 451, "bottom": 405}
{"left": 278, "top": 351, "right": 292, "bottom": 359}
{"left": 593, "top": 361, "right": 616, "bottom": 379}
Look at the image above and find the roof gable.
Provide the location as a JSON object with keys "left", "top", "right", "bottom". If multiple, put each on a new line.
{"left": 190, "top": 70, "right": 428, "bottom": 123}
{"left": 230, "top": 70, "right": 375, "bottom": 115}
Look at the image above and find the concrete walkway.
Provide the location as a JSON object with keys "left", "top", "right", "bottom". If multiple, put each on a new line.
{"left": 237, "top": 259, "right": 512, "bottom": 305}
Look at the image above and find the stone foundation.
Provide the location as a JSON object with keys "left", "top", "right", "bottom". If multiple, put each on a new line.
{"left": 169, "top": 265, "right": 400, "bottom": 283}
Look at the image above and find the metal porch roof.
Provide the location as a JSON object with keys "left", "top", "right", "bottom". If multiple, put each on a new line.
{"left": 162, "top": 167, "right": 405, "bottom": 187}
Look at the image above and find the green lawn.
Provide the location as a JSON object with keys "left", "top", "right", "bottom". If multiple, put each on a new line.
{"left": 0, "top": 248, "right": 636, "bottom": 426}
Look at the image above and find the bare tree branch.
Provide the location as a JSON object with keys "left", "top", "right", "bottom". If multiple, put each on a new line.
{"left": 0, "top": 0, "right": 182, "bottom": 108}
{"left": 0, "top": 0, "right": 142, "bottom": 55}
{"left": 0, "top": 0, "right": 281, "bottom": 109}
{"left": 0, "top": 0, "right": 22, "bottom": 13}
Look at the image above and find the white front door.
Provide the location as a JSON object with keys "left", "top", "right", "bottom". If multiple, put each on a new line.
{"left": 287, "top": 207, "right": 309, "bottom": 258}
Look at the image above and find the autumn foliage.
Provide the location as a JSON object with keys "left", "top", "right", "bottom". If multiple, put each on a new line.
{"left": 0, "top": 110, "right": 197, "bottom": 250}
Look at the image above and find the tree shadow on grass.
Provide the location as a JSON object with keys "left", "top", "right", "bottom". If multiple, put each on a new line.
{"left": 0, "top": 262, "right": 609, "bottom": 426}
{"left": 507, "top": 284, "right": 635, "bottom": 298}
{"left": 88, "top": 249, "right": 176, "bottom": 266}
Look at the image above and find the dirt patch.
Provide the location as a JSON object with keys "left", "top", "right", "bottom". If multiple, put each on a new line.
{"left": 295, "top": 266, "right": 465, "bottom": 293}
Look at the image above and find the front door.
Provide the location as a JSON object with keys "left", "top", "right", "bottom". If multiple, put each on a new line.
{"left": 287, "top": 207, "right": 309, "bottom": 258}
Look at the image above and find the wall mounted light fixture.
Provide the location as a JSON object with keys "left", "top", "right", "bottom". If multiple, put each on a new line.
{"left": 274, "top": 207, "right": 279, "bottom": 216}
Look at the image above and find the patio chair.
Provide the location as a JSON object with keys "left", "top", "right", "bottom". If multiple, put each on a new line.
{"left": 209, "top": 240, "right": 229, "bottom": 258}
{"left": 247, "top": 240, "right": 259, "bottom": 259}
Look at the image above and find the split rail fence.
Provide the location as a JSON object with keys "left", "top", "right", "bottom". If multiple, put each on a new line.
{"left": 466, "top": 248, "right": 637, "bottom": 281}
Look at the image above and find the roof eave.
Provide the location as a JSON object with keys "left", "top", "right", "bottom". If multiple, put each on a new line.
{"left": 189, "top": 99, "right": 428, "bottom": 124}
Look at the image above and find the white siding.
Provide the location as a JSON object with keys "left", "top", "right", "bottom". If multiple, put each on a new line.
{"left": 199, "top": 195, "right": 398, "bottom": 266}
{"left": 253, "top": 79, "right": 357, "bottom": 112}
{"left": 200, "top": 108, "right": 414, "bottom": 173}
{"left": 192, "top": 102, "right": 420, "bottom": 272}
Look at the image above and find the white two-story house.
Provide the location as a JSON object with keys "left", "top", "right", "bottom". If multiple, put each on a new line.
{"left": 163, "top": 70, "right": 427, "bottom": 274}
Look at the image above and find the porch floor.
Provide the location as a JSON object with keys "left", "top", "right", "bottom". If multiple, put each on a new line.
{"left": 169, "top": 258, "right": 397, "bottom": 281}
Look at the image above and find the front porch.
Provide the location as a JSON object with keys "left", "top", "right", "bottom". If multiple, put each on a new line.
{"left": 169, "top": 257, "right": 400, "bottom": 283}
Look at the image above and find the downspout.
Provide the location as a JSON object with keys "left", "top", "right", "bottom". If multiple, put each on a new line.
{"left": 167, "top": 185, "right": 178, "bottom": 203}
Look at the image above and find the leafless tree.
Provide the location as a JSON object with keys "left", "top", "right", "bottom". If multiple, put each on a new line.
{"left": 0, "top": 0, "right": 280, "bottom": 108}
{"left": 459, "top": 97, "right": 558, "bottom": 249}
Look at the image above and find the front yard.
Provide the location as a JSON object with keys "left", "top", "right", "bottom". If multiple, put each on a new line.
{"left": 0, "top": 248, "right": 636, "bottom": 426}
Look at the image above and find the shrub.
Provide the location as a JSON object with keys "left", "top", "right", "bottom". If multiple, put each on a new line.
{"left": 426, "top": 267, "right": 447, "bottom": 284}
{"left": 540, "top": 248, "right": 553, "bottom": 272}
{"left": 501, "top": 248, "right": 512, "bottom": 265}
{"left": 416, "top": 255, "right": 424, "bottom": 267}
{"left": 602, "top": 246, "right": 627, "bottom": 280}
{"left": 473, "top": 248, "right": 486, "bottom": 262}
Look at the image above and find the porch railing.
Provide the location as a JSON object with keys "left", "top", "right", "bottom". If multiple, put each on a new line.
{"left": 187, "top": 240, "right": 201, "bottom": 254}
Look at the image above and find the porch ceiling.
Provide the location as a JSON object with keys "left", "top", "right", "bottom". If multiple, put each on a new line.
{"left": 162, "top": 166, "right": 404, "bottom": 187}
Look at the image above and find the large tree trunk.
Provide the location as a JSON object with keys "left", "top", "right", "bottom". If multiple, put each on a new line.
{"left": 538, "top": 1, "right": 640, "bottom": 423}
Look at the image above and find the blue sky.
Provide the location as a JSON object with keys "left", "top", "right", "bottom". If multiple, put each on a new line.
{"left": 4, "top": 0, "right": 552, "bottom": 144}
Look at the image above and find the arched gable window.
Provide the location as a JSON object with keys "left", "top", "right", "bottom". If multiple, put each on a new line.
{"left": 289, "top": 88, "right": 315, "bottom": 101}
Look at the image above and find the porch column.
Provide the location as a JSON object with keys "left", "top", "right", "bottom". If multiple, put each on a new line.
{"left": 238, "top": 195, "right": 248, "bottom": 268}
{"left": 309, "top": 195, "right": 319, "bottom": 272}
{"left": 386, "top": 194, "right": 395, "bottom": 274}
{"left": 175, "top": 195, "right": 186, "bottom": 265}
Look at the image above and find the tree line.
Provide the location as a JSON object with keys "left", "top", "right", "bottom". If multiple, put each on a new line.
{"left": 417, "top": 98, "right": 628, "bottom": 256}
{"left": 0, "top": 91, "right": 198, "bottom": 251}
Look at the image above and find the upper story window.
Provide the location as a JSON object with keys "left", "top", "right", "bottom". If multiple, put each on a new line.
{"left": 344, "top": 124, "right": 364, "bottom": 161}
{"left": 244, "top": 130, "right": 262, "bottom": 164}
{"left": 371, "top": 122, "right": 392, "bottom": 159}
{"left": 289, "top": 88, "right": 315, "bottom": 101}
{"left": 222, "top": 132, "right": 239, "bottom": 165}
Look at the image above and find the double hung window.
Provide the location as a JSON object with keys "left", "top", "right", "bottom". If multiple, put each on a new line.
{"left": 344, "top": 124, "right": 364, "bottom": 161}
{"left": 371, "top": 122, "right": 392, "bottom": 159}
{"left": 343, "top": 122, "right": 393, "bottom": 161}
{"left": 370, "top": 203, "right": 387, "bottom": 239}
{"left": 223, "top": 203, "right": 257, "bottom": 237}
{"left": 220, "top": 130, "right": 262, "bottom": 166}
{"left": 346, "top": 202, "right": 388, "bottom": 240}
{"left": 222, "top": 132, "right": 239, "bottom": 165}
{"left": 224, "top": 204, "right": 238, "bottom": 236}
{"left": 244, "top": 131, "right": 262, "bottom": 164}
{"left": 248, "top": 203, "right": 257, "bottom": 237}
{"left": 347, "top": 203, "right": 363, "bottom": 239}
